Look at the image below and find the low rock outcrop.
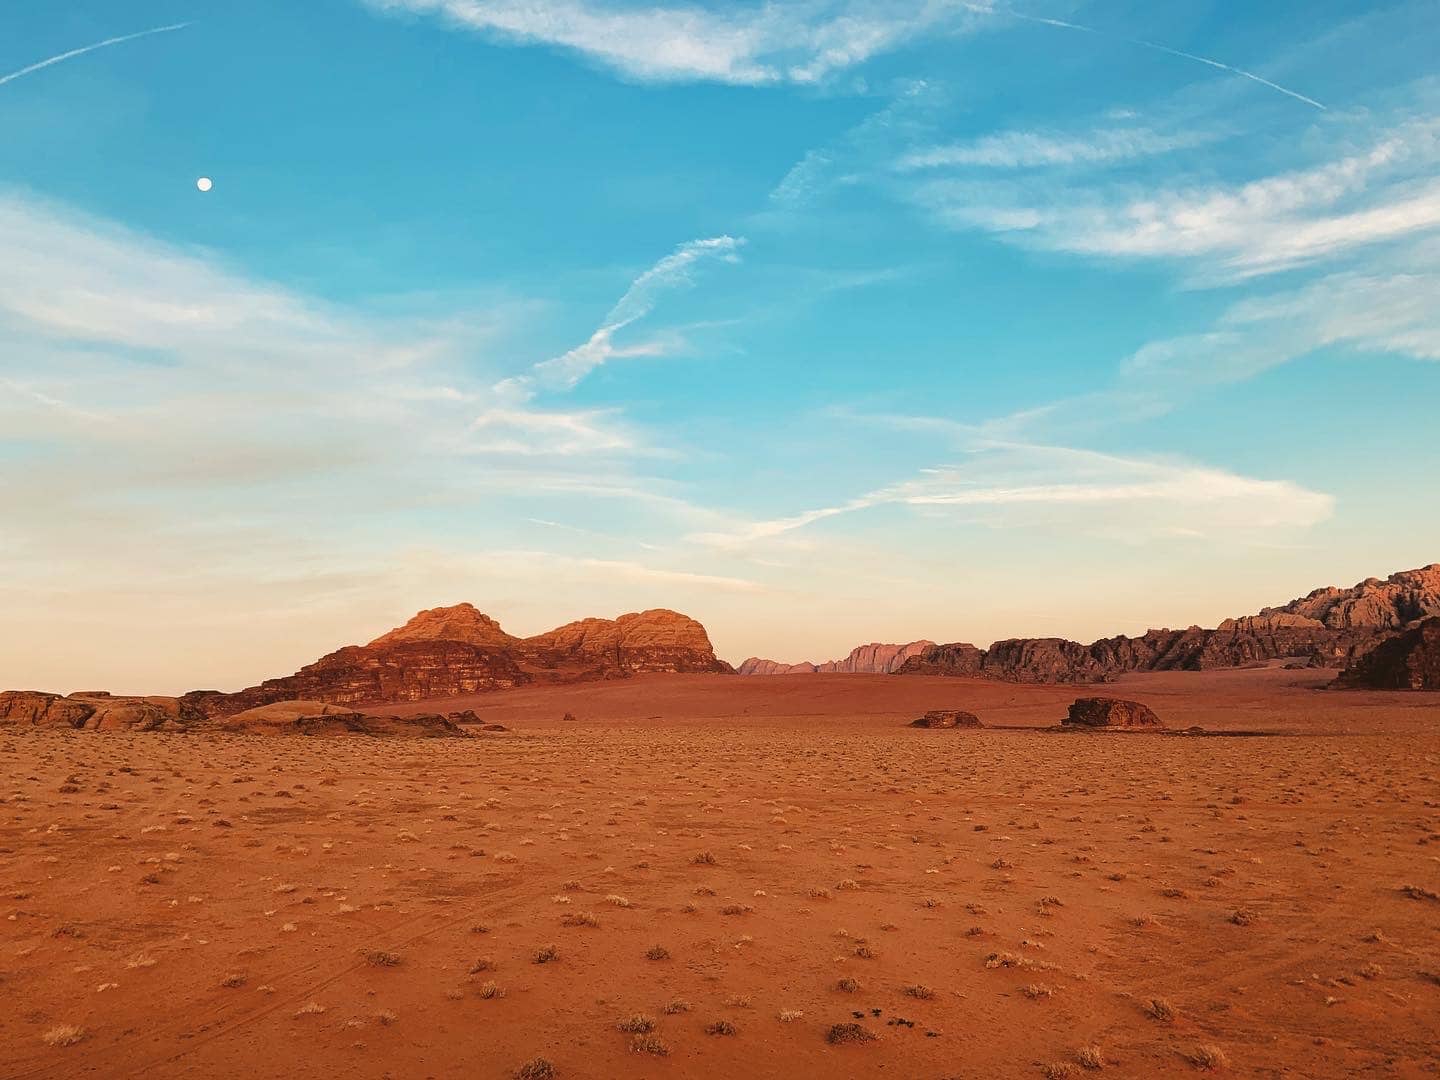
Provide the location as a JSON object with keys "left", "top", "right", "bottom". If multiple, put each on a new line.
{"left": 1062, "top": 698, "right": 1163, "bottom": 729}
{"left": 1333, "top": 617, "right": 1440, "bottom": 690}
{"left": 909, "top": 709, "right": 983, "bottom": 728}
{"left": 214, "top": 700, "right": 470, "bottom": 737}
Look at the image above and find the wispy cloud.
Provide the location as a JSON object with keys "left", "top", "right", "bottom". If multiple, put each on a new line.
{"left": 898, "top": 125, "right": 1215, "bottom": 170}
{"left": 530, "top": 235, "right": 742, "bottom": 390}
{"left": 366, "top": 0, "right": 978, "bottom": 85}
{"left": 0, "top": 22, "right": 191, "bottom": 88}
{"left": 910, "top": 114, "right": 1440, "bottom": 279}
{"left": 692, "top": 442, "right": 1334, "bottom": 550}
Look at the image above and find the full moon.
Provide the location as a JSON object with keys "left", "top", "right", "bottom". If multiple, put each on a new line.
{"left": 196, "top": 177, "right": 213, "bottom": 192}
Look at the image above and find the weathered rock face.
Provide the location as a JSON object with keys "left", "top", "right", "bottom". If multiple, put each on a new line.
{"left": 895, "top": 564, "right": 1440, "bottom": 684}
{"left": 0, "top": 691, "right": 96, "bottom": 728}
{"left": 0, "top": 691, "right": 186, "bottom": 731}
{"left": 909, "top": 709, "right": 983, "bottom": 728}
{"left": 369, "top": 603, "right": 517, "bottom": 649}
{"left": 1063, "top": 698, "right": 1163, "bottom": 728}
{"left": 523, "top": 610, "right": 733, "bottom": 674}
{"left": 1334, "top": 617, "right": 1440, "bottom": 690}
{"left": 180, "top": 605, "right": 731, "bottom": 718}
{"left": 739, "top": 640, "right": 935, "bottom": 676}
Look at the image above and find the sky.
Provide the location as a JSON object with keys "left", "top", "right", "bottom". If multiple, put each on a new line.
{"left": 2, "top": 0, "right": 1439, "bottom": 694}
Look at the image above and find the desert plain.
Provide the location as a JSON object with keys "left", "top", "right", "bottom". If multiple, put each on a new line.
{"left": 3, "top": 667, "right": 1439, "bottom": 1080}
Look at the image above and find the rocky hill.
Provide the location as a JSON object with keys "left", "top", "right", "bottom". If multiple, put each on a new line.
{"left": 896, "top": 564, "right": 1440, "bottom": 684}
{"left": 739, "top": 640, "right": 935, "bottom": 676}
{"left": 181, "top": 606, "right": 732, "bottom": 719}
{"left": 1333, "top": 616, "right": 1440, "bottom": 690}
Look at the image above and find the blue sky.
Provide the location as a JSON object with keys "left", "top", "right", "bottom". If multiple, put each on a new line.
{"left": 3, "top": 0, "right": 1439, "bottom": 693}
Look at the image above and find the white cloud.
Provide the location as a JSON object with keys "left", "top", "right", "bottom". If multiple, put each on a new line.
{"left": 910, "top": 115, "right": 1440, "bottom": 279}
{"left": 692, "top": 442, "right": 1334, "bottom": 550}
{"left": 367, "top": 0, "right": 973, "bottom": 85}
{"left": 527, "top": 234, "right": 742, "bottom": 391}
{"left": 898, "top": 126, "right": 1215, "bottom": 170}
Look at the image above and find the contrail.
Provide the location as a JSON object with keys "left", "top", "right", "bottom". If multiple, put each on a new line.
{"left": 960, "top": 3, "right": 1325, "bottom": 110}
{"left": 0, "top": 22, "right": 191, "bottom": 88}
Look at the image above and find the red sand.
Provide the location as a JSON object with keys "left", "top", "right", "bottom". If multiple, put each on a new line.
{"left": 3, "top": 668, "right": 1439, "bottom": 1079}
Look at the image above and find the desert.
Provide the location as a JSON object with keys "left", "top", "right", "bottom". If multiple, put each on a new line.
{"left": 5, "top": 659, "right": 1440, "bottom": 1079}
{"left": 7, "top": 5, "right": 1440, "bottom": 1077}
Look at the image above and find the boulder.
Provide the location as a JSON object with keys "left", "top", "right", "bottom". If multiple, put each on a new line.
{"left": 1063, "top": 697, "right": 1163, "bottom": 729}
{"left": 909, "top": 709, "right": 983, "bottom": 729}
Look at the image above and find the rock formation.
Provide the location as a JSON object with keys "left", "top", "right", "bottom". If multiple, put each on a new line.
{"left": 215, "top": 700, "right": 472, "bottom": 737}
{"left": 739, "top": 640, "right": 935, "bottom": 676}
{"left": 181, "top": 606, "right": 731, "bottom": 719}
{"left": 909, "top": 709, "right": 983, "bottom": 728}
{"left": 0, "top": 690, "right": 187, "bottom": 731}
{"left": 1062, "top": 698, "right": 1163, "bottom": 729}
{"left": 896, "top": 564, "right": 1440, "bottom": 684}
{"left": 1333, "top": 617, "right": 1440, "bottom": 690}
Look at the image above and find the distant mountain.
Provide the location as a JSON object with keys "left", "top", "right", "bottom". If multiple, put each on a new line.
{"left": 739, "top": 640, "right": 936, "bottom": 676}
{"left": 181, "top": 606, "right": 732, "bottom": 718}
{"left": 896, "top": 564, "right": 1440, "bottom": 684}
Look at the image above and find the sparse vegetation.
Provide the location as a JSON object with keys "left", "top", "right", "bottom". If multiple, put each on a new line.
{"left": 826, "top": 1022, "right": 878, "bottom": 1044}
{"left": 1144, "top": 997, "right": 1176, "bottom": 1022}
{"left": 1184, "top": 1044, "right": 1230, "bottom": 1070}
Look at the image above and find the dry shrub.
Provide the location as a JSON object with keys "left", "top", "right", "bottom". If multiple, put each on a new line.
{"left": 514, "top": 1059, "right": 556, "bottom": 1080}
{"left": 629, "top": 1034, "right": 669, "bottom": 1056}
{"left": 1184, "top": 1044, "right": 1230, "bottom": 1070}
{"left": 705, "top": 1019, "right": 737, "bottom": 1036}
{"left": 1144, "top": 997, "right": 1176, "bottom": 1022}
{"left": 826, "top": 1022, "right": 878, "bottom": 1045}
{"left": 1075, "top": 1045, "right": 1104, "bottom": 1069}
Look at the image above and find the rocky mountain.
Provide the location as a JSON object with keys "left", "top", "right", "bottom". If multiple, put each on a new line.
{"left": 897, "top": 564, "right": 1440, "bottom": 684}
{"left": 180, "top": 606, "right": 731, "bottom": 719}
{"left": 739, "top": 640, "right": 936, "bottom": 676}
{"left": 1333, "top": 616, "right": 1440, "bottom": 690}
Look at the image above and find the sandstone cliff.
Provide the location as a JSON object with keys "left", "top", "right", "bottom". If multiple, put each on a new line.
{"left": 181, "top": 606, "right": 731, "bottom": 718}
{"left": 1333, "top": 617, "right": 1440, "bottom": 690}
{"left": 896, "top": 564, "right": 1440, "bottom": 684}
{"left": 0, "top": 690, "right": 187, "bottom": 731}
{"left": 739, "top": 640, "right": 935, "bottom": 676}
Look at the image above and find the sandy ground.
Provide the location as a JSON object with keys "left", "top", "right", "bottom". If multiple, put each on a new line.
{"left": 3, "top": 670, "right": 1439, "bottom": 1079}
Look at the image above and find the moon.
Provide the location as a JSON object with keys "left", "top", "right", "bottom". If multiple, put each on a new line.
{"left": 196, "top": 177, "right": 212, "bottom": 192}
